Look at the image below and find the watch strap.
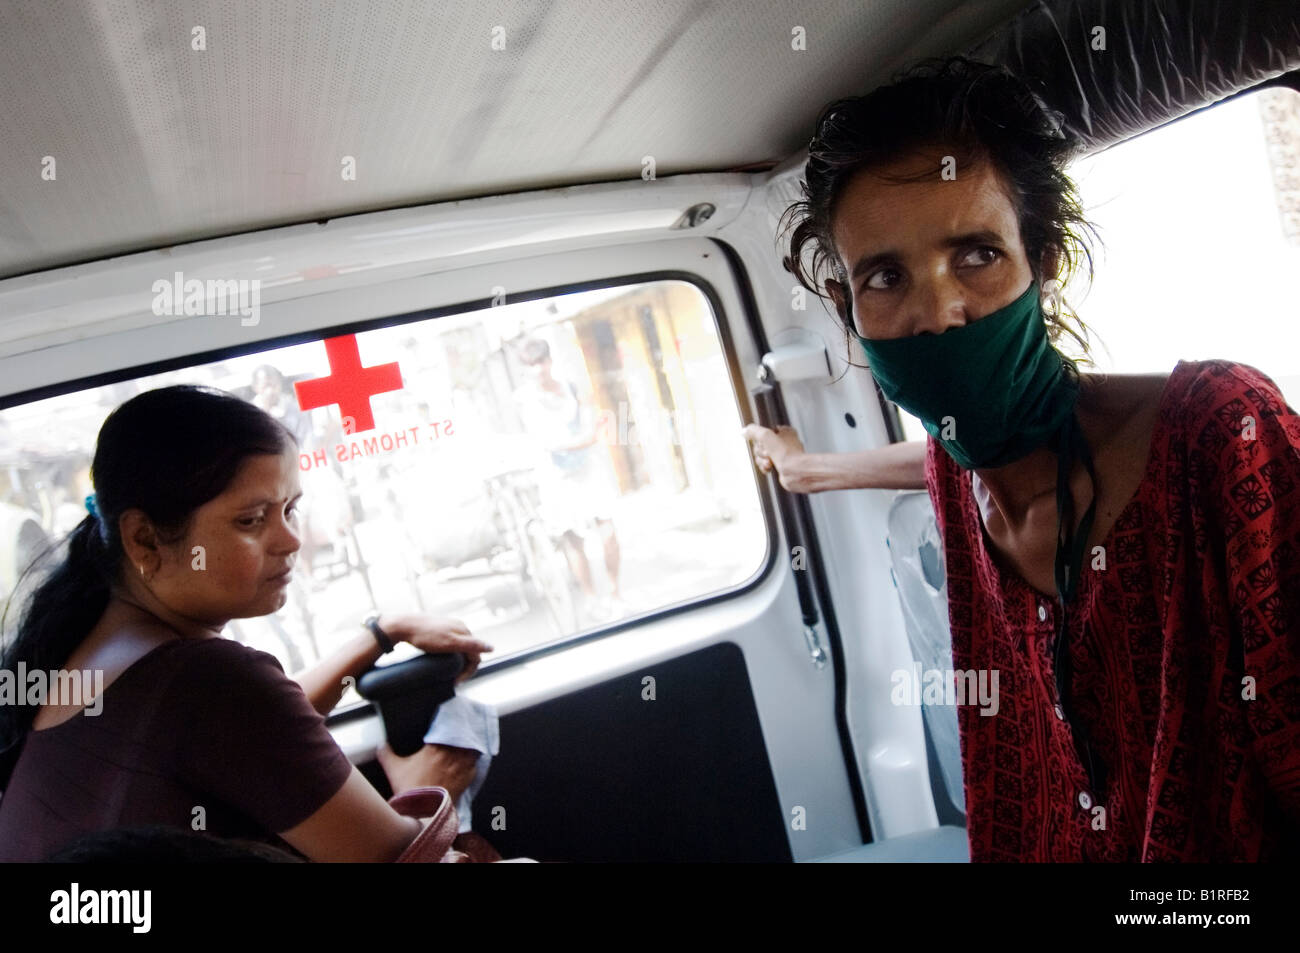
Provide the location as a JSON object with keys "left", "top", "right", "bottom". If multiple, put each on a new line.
{"left": 364, "top": 613, "right": 395, "bottom": 654}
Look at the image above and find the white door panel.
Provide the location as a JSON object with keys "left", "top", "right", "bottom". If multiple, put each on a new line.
{"left": 336, "top": 554, "right": 860, "bottom": 861}
{"left": 711, "top": 167, "right": 943, "bottom": 840}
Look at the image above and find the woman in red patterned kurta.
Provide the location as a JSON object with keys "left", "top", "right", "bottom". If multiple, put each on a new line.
{"left": 766, "top": 58, "right": 1300, "bottom": 860}
{"left": 926, "top": 359, "right": 1300, "bottom": 860}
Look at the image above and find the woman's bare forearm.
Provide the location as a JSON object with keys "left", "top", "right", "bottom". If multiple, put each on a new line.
{"left": 295, "top": 629, "right": 386, "bottom": 716}
{"left": 778, "top": 440, "right": 926, "bottom": 493}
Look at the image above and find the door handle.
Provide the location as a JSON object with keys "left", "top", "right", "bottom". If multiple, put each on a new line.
{"left": 756, "top": 330, "right": 831, "bottom": 385}
{"left": 750, "top": 378, "right": 823, "bottom": 663}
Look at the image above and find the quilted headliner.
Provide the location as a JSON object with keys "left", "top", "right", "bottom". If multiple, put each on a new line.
{"left": 0, "top": 0, "right": 1030, "bottom": 279}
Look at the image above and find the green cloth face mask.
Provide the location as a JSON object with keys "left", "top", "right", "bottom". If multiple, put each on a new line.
{"left": 855, "top": 281, "right": 1079, "bottom": 470}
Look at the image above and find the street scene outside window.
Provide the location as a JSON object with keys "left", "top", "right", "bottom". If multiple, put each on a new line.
{"left": 0, "top": 280, "right": 766, "bottom": 707}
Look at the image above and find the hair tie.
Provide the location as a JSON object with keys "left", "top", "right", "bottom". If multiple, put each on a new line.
{"left": 85, "top": 494, "right": 99, "bottom": 518}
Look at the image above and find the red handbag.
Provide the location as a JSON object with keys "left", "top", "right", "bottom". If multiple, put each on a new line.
{"left": 388, "top": 787, "right": 503, "bottom": 863}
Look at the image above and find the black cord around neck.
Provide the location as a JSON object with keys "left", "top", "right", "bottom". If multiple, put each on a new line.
{"left": 1053, "top": 413, "right": 1107, "bottom": 797}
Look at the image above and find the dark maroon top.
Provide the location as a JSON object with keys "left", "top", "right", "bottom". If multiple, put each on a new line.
{"left": 0, "top": 637, "right": 353, "bottom": 861}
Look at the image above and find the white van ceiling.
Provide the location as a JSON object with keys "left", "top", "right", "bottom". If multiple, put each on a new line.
{"left": 0, "top": 0, "right": 1030, "bottom": 280}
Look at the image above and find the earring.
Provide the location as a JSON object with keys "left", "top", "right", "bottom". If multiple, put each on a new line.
{"left": 138, "top": 564, "right": 145, "bottom": 577}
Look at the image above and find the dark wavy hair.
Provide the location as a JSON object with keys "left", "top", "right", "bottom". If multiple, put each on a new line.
{"left": 780, "top": 56, "right": 1098, "bottom": 362}
{"left": 0, "top": 385, "right": 293, "bottom": 785}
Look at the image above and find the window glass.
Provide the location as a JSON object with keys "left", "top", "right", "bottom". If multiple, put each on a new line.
{"left": 896, "top": 86, "right": 1300, "bottom": 442}
{"left": 0, "top": 280, "right": 766, "bottom": 698}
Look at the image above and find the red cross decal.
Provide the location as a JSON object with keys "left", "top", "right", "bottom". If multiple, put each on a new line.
{"left": 294, "top": 334, "right": 403, "bottom": 433}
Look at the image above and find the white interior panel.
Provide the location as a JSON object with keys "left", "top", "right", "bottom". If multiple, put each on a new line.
{"left": 0, "top": 0, "right": 1029, "bottom": 278}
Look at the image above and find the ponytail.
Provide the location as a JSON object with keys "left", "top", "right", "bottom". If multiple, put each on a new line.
{"left": 0, "top": 515, "right": 115, "bottom": 787}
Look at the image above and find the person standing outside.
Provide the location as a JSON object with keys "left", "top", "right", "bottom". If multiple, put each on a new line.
{"left": 515, "top": 338, "right": 624, "bottom": 623}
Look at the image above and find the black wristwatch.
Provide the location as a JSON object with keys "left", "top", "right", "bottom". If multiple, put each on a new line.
{"left": 363, "top": 612, "right": 395, "bottom": 654}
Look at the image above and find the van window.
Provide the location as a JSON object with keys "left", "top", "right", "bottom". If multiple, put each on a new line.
{"left": 894, "top": 86, "right": 1300, "bottom": 442}
{"left": 0, "top": 279, "right": 767, "bottom": 693}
